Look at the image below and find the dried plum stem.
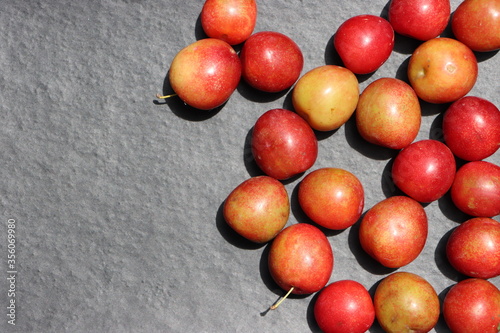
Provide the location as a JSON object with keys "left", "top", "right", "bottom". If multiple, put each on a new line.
{"left": 270, "top": 286, "right": 295, "bottom": 310}
{"left": 156, "top": 93, "right": 177, "bottom": 99}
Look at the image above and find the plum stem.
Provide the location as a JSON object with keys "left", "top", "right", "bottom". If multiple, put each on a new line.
{"left": 156, "top": 93, "right": 177, "bottom": 99}
{"left": 270, "top": 286, "right": 295, "bottom": 310}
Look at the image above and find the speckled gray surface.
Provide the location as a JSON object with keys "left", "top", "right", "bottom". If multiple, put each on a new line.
{"left": 0, "top": 0, "right": 498, "bottom": 332}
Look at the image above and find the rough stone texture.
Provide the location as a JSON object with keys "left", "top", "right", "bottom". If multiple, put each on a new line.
{"left": 0, "top": 0, "right": 498, "bottom": 332}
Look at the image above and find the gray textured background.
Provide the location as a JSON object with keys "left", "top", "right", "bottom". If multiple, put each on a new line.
{"left": 1, "top": 0, "right": 498, "bottom": 332}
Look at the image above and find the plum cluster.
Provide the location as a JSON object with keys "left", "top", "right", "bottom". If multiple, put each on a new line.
{"left": 159, "top": 0, "right": 500, "bottom": 332}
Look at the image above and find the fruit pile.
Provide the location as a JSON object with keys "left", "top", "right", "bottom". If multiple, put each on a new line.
{"left": 159, "top": 0, "right": 500, "bottom": 332}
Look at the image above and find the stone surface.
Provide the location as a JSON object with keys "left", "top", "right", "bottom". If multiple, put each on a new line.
{"left": 0, "top": 0, "right": 498, "bottom": 332}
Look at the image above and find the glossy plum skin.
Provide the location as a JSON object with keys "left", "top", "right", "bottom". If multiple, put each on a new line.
{"left": 268, "top": 223, "right": 333, "bottom": 295}
{"left": 355, "top": 77, "right": 421, "bottom": 149}
{"left": 359, "top": 196, "right": 428, "bottom": 268}
{"left": 298, "top": 168, "right": 364, "bottom": 230}
{"left": 407, "top": 37, "right": 478, "bottom": 104}
{"left": 452, "top": 0, "right": 500, "bottom": 52}
{"left": 374, "top": 272, "right": 440, "bottom": 333}
{"left": 443, "top": 278, "right": 500, "bottom": 333}
{"left": 314, "top": 280, "right": 375, "bottom": 333}
{"left": 388, "top": 0, "right": 451, "bottom": 41}
{"left": 223, "top": 176, "right": 289, "bottom": 243}
{"left": 168, "top": 38, "right": 241, "bottom": 110}
{"left": 443, "top": 96, "right": 500, "bottom": 161}
{"left": 251, "top": 109, "right": 318, "bottom": 180}
{"left": 239, "top": 31, "right": 304, "bottom": 93}
{"left": 450, "top": 161, "right": 500, "bottom": 217}
{"left": 392, "top": 139, "right": 456, "bottom": 203}
{"left": 292, "top": 65, "right": 359, "bottom": 131}
{"left": 201, "top": 0, "right": 257, "bottom": 45}
{"left": 334, "top": 15, "right": 394, "bottom": 74}
{"left": 446, "top": 217, "right": 500, "bottom": 279}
